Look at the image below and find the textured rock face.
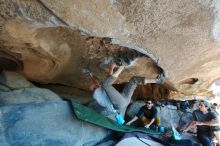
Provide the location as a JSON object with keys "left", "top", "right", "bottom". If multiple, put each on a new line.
{"left": 0, "top": 72, "right": 108, "bottom": 145}
{"left": 0, "top": 99, "right": 108, "bottom": 146}
{"left": 0, "top": 0, "right": 220, "bottom": 99}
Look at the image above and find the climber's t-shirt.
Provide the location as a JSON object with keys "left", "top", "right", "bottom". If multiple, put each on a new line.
{"left": 137, "top": 105, "right": 157, "bottom": 119}
{"left": 193, "top": 110, "right": 218, "bottom": 133}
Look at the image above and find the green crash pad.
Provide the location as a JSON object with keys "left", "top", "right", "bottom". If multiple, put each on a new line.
{"left": 70, "top": 100, "right": 161, "bottom": 135}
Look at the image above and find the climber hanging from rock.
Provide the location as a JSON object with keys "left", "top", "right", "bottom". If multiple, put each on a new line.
{"left": 89, "top": 61, "right": 165, "bottom": 124}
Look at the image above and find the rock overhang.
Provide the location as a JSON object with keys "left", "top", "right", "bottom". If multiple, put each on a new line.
{"left": 1, "top": 0, "right": 220, "bottom": 100}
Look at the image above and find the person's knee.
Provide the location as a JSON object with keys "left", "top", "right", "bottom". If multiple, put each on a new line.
{"left": 155, "top": 117, "right": 161, "bottom": 126}
{"left": 140, "top": 116, "right": 150, "bottom": 125}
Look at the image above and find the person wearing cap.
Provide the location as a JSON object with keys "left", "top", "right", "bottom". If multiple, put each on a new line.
{"left": 183, "top": 100, "right": 220, "bottom": 146}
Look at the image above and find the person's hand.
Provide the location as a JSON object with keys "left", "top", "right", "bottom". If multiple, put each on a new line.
{"left": 191, "top": 121, "right": 197, "bottom": 126}
{"left": 145, "top": 124, "right": 150, "bottom": 129}
{"left": 182, "top": 129, "right": 188, "bottom": 133}
{"left": 110, "top": 62, "right": 117, "bottom": 69}
{"left": 182, "top": 121, "right": 197, "bottom": 133}
{"left": 109, "top": 62, "right": 117, "bottom": 75}
{"left": 126, "top": 122, "right": 130, "bottom": 125}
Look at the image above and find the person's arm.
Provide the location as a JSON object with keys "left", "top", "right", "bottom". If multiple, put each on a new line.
{"left": 183, "top": 111, "right": 197, "bottom": 132}
{"left": 196, "top": 112, "right": 220, "bottom": 126}
{"left": 126, "top": 107, "right": 144, "bottom": 125}
{"left": 126, "top": 116, "right": 138, "bottom": 125}
{"left": 195, "top": 118, "right": 219, "bottom": 126}
{"left": 183, "top": 121, "right": 196, "bottom": 132}
{"left": 108, "top": 63, "right": 117, "bottom": 75}
{"left": 145, "top": 118, "right": 155, "bottom": 128}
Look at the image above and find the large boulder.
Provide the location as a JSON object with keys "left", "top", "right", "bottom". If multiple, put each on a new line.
{"left": 0, "top": 100, "right": 108, "bottom": 146}
{"left": 0, "top": 71, "right": 62, "bottom": 104}
{"left": 0, "top": 87, "right": 61, "bottom": 105}
{"left": 0, "top": 71, "right": 109, "bottom": 145}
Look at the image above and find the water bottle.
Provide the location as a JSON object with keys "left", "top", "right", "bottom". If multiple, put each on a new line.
{"left": 172, "top": 126, "right": 182, "bottom": 140}
{"left": 159, "top": 126, "right": 165, "bottom": 133}
{"left": 115, "top": 113, "right": 125, "bottom": 125}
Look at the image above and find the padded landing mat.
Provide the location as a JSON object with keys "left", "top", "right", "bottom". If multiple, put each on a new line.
{"left": 70, "top": 100, "right": 161, "bottom": 135}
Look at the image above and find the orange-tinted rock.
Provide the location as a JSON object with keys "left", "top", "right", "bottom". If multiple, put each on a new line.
{"left": 1, "top": 0, "right": 220, "bottom": 100}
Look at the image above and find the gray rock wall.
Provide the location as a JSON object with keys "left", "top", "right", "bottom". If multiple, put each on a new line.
{"left": 0, "top": 71, "right": 109, "bottom": 146}
{"left": 0, "top": 100, "right": 108, "bottom": 146}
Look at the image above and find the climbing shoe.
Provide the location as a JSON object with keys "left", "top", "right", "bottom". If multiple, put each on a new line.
{"left": 115, "top": 58, "right": 131, "bottom": 66}
{"left": 132, "top": 76, "right": 146, "bottom": 85}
